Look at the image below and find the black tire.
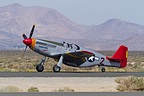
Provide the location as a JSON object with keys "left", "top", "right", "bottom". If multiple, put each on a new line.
{"left": 36, "top": 64, "right": 44, "bottom": 72}
{"left": 53, "top": 65, "right": 61, "bottom": 72}
{"left": 101, "top": 68, "right": 105, "bottom": 72}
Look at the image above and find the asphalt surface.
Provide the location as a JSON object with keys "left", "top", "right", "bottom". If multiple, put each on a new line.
{"left": 0, "top": 92, "right": 144, "bottom": 96}
{"left": 0, "top": 72, "right": 143, "bottom": 77}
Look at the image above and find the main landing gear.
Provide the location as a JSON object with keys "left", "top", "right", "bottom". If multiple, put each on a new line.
{"left": 36, "top": 56, "right": 63, "bottom": 72}
{"left": 53, "top": 56, "right": 63, "bottom": 72}
{"left": 53, "top": 65, "right": 61, "bottom": 72}
{"left": 36, "top": 56, "right": 46, "bottom": 72}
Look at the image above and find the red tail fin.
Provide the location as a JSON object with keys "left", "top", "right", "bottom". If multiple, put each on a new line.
{"left": 106, "top": 45, "right": 128, "bottom": 68}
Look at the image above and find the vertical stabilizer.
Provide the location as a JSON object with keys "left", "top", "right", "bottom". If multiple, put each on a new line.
{"left": 107, "top": 45, "right": 128, "bottom": 68}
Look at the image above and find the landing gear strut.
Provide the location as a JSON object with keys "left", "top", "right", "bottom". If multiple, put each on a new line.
{"left": 36, "top": 56, "right": 46, "bottom": 72}
{"left": 53, "top": 55, "right": 63, "bottom": 72}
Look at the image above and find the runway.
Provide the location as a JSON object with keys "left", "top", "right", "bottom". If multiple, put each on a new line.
{"left": 0, "top": 92, "right": 144, "bottom": 96}
{"left": 0, "top": 72, "right": 143, "bottom": 77}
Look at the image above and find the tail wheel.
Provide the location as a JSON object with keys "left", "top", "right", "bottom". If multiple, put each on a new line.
{"left": 101, "top": 68, "right": 106, "bottom": 72}
{"left": 53, "top": 65, "right": 61, "bottom": 72}
{"left": 36, "top": 64, "right": 44, "bottom": 72}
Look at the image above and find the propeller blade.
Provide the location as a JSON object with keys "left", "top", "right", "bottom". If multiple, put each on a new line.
{"left": 23, "top": 46, "right": 28, "bottom": 57}
{"left": 22, "top": 34, "right": 27, "bottom": 39}
{"left": 29, "top": 24, "right": 35, "bottom": 39}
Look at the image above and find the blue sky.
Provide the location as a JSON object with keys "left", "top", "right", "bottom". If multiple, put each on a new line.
{"left": 0, "top": 0, "right": 144, "bottom": 25}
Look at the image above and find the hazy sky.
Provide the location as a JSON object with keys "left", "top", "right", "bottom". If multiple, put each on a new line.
{"left": 0, "top": 0, "right": 144, "bottom": 25}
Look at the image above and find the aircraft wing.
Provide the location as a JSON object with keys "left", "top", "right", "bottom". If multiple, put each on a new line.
{"left": 63, "top": 50, "right": 95, "bottom": 66}
{"left": 64, "top": 50, "right": 95, "bottom": 59}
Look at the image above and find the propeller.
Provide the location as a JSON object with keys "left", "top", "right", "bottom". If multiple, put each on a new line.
{"left": 23, "top": 46, "right": 28, "bottom": 57}
{"left": 22, "top": 24, "right": 35, "bottom": 57}
{"left": 22, "top": 34, "right": 27, "bottom": 39}
{"left": 29, "top": 24, "right": 35, "bottom": 39}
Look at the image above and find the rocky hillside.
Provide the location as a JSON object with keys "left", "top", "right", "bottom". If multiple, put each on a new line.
{"left": 85, "top": 19, "right": 144, "bottom": 50}
{"left": 0, "top": 3, "right": 144, "bottom": 50}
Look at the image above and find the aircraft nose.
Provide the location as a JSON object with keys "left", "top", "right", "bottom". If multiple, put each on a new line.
{"left": 23, "top": 39, "right": 32, "bottom": 46}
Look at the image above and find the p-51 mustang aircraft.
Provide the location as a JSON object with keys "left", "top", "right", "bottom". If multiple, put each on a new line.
{"left": 22, "top": 25, "right": 128, "bottom": 72}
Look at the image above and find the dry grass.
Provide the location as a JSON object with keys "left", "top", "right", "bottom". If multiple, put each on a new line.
{"left": 0, "top": 50, "right": 143, "bottom": 72}
{"left": 0, "top": 86, "right": 21, "bottom": 92}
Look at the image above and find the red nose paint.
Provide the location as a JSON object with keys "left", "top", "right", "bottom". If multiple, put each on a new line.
{"left": 23, "top": 39, "right": 32, "bottom": 46}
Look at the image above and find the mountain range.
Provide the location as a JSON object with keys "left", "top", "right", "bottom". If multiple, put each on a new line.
{"left": 0, "top": 3, "right": 144, "bottom": 50}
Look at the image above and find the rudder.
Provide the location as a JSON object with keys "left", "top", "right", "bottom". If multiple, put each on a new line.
{"left": 107, "top": 45, "right": 128, "bottom": 68}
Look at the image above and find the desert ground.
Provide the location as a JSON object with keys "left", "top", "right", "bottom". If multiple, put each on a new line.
{"left": 0, "top": 77, "right": 118, "bottom": 92}
{"left": 0, "top": 50, "right": 144, "bottom": 72}
{"left": 0, "top": 51, "right": 143, "bottom": 92}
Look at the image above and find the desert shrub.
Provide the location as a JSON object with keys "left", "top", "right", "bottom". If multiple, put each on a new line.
{"left": 115, "top": 76, "right": 144, "bottom": 91}
{"left": 0, "top": 86, "right": 20, "bottom": 92}
{"left": 28, "top": 87, "right": 39, "bottom": 92}
{"left": 27, "top": 87, "right": 39, "bottom": 92}
{"left": 54, "top": 87, "right": 74, "bottom": 92}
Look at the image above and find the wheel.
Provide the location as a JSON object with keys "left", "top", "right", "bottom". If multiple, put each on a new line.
{"left": 101, "top": 68, "right": 106, "bottom": 72}
{"left": 53, "top": 65, "right": 61, "bottom": 72}
{"left": 36, "top": 64, "right": 44, "bottom": 72}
